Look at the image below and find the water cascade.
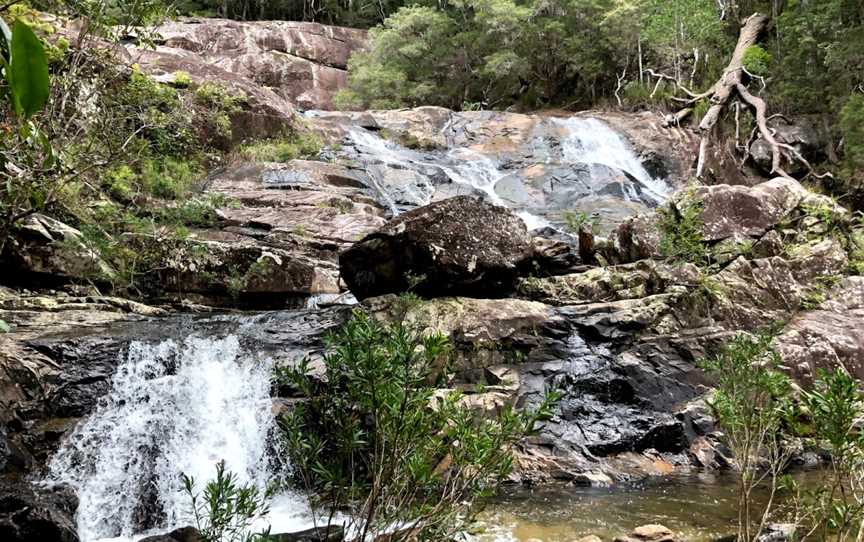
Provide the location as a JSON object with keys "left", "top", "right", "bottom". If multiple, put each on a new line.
{"left": 335, "top": 114, "right": 670, "bottom": 231}
{"left": 47, "top": 336, "right": 306, "bottom": 542}
{"left": 553, "top": 117, "right": 670, "bottom": 203}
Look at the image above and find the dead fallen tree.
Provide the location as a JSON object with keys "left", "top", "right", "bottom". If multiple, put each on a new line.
{"left": 647, "top": 13, "right": 822, "bottom": 181}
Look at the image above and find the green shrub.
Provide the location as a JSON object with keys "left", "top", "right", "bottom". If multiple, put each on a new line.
{"left": 562, "top": 210, "right": 598, "bottom": 234}
{"left": 151, "top": 194, "right": 228, "bottom": 227}
{"left": 279, "top": 311, "right": 559, "bottom": 541}
{"left": 139, "top": 156, "right": 204, "bottom": 199}
{"left": 195, "top": 82, "right": 247, "bottom": 141}
{"left": 742, "top": 45, "right": 772, "bottom": 77}
{"left": 701, "top": 332, "right": 795, "bottom": 542}
{"left": 182, "top": 460, "right": 272, "bottom": 542}
{"left": 104, "top": 165, "right": 137, "bottom": 201}
{"left": 172, "top": 70, "right": 193, "bottom": 88}
{"left": 195, "top": 82, "right": 246, "bottom": 112}
{"left": 118, "top": 67, "right": 196, "bottom": 156}
{"left": 658, "top": 194, "right": 708, "bottom": 265}
{"left": 238, "top": 133, "right": 322, "bottom": 163}
{"left": 784, "top": 369, "right": 864, "bottom": 540}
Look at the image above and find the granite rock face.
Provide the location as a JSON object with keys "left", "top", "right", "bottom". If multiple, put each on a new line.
{"left": 128, "top": 18, "right": 366, "bottom": 111}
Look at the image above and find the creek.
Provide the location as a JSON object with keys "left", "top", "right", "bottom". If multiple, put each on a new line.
{"left": 39, "top": 115, "right": 693, "bottom": 542}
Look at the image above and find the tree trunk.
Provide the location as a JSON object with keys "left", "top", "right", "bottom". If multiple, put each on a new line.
{"left": 697, "top": 13, "right": 768, "bottom": 134}
{"left": 656, "top": 12, "right": 816, "bottom": 181}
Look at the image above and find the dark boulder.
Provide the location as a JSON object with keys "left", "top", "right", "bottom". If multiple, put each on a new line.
{"left": 339, "top": 196, "right": 534, "bottom": 299}
{"left": 749, "top": 117, "right": 828, "bottom": 176}
{"left": 271, "top": 525, "right": 344, "bottom": 542}
{"left": 0, "top": 479, "right": 79, "bottom": 542}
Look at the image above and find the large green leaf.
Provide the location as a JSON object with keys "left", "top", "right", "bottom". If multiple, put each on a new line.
{"left": 8, "top": 19, "right": 49, "bottom": 118}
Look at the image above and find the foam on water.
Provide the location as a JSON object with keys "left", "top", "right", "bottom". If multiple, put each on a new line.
{"left": 47, "top": 336, "right": 310, "bottom": 542}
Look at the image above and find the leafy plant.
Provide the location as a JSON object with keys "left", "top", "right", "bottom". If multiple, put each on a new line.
{"left": 182, "top": 460, "right": 272, "bottom": 542}
{"left": 742, "top": 45, "right": 772, "bottom": 77}
{"left": 562, "top": 210, "right": 598, "bottom": 235}
{"left": 279, "top": 311, "right": 559, "bottom": 541}
{"left": 658, "top": 194, "right": 708, "bottom": 265}
{"left": 701, "top": 332, "right": 796, "bottom": 542}
{"left": 0, "top": 319, "right": 11, "bottom": 333}
{"left": 785, "top": 369, "right": 864, "bottom": 541}
{"left": 4, "top": 19, "right": 50, "bottom": 118}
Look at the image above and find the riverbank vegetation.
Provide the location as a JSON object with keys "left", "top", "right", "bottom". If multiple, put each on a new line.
{"left": 0, "top": 1, "right": 321, "bottom": 295}
{"left": 279, "top": 310, "right": 559, "bottom": 541}
{"left": 703, "top": 332, "right": 864, "bottom": 542}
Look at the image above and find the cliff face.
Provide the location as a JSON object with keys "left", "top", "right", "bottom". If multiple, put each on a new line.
{"left": 126, "top": 17, "right": 367, "bottom": 110}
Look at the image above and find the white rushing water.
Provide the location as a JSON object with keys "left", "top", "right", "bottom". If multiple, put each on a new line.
{"left": 553, "top": 117, "right": 670, "bottom": 202}
{"left": 340, "top": 114, "right": 668, "bottom": 231}
{"left": 47, "top": 336, "right": 308, "bottom": 542}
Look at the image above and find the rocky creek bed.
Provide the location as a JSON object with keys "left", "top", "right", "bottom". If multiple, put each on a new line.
{"left": 1, "top": 15, "right": 863, "bottom": 542}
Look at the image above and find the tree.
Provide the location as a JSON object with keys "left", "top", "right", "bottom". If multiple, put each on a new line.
{"left": 700, "top": 332, "right": 796, "bottom": 542}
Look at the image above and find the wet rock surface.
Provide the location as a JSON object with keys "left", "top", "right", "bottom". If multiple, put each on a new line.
{"left": 0, "top": 479, "right": 79, "bottom": 542}
{"left": 308, "top": 108, "right": 696, "bottom": 230}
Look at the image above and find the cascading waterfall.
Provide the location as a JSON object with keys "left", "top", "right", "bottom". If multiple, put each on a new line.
{"left": 552, "top": 117, "right": 670, "bottom": 203}
{"left": 339, "top": 115, "right": 669, "bottom": 231}
{"left": 46, "top": 336, "right": 307, "bottom": 542}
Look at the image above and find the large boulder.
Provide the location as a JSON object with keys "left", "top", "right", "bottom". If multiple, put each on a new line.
{"left": 749, "top": 117, "right": 829, "bottom": 176}
{"left": 2, "top": 214, "right": 115, "bottom": 285}
{"left": 129, "top": 18, "right": 366, "bottom": 110}
{"left": 139, "top": 526, "right": 201, "bottom": 542}
{"left": 0, "top": 480, "right": 79, "bottom": 542}
{"left": 340, "top": 196, "right": 534, "bottom": 299}
{"left": 776, "top": 277, "right": 864, "bottom": 384}
{"left": 689, "top": 177, "right": 807, "bottom": 241}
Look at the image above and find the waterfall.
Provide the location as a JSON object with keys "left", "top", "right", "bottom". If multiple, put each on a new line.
{"left": 46, "top": 336, "right": 307, "bottom": 542}
{"left": 344, "top": 126, "right": 552, "bottom": 229}
{"left": 553, "top": 117, "right": 670, "bottom": 203}
{"left": 337, "top": 113, "right": 669, "bottom": 232}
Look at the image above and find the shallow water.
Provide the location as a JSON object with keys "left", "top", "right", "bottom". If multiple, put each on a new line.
{"left": 477, "top": 471, "right": 822, "bottom": 542}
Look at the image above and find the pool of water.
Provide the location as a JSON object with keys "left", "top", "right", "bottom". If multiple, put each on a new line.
{"left": 476, "top": 471, "right": 814, "bottom": 542}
